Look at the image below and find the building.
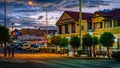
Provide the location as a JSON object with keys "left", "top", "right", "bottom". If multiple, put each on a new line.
{"left": 56, "top": 11, "right": 92, "bottom": 38}
{"left": 92, "top": 9, "right": 120, "bottom": 51}
{"left": 40, "top": 26, "right": 57, "bottom": 36}
{"left": 17, "top": 29, "right": 45, "bottom": 44}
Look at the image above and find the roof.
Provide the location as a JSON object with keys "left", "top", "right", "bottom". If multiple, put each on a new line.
{"left": 65, "top": 11, "right": 93, "bottom": 21}
{"left": 95, "top": 9, "right": 120, "bottom": 18}
{"left": 109, "top": 9, "right": 120, "bottom": 17}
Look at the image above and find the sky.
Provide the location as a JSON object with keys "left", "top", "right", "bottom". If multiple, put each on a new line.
{"left": 0, "top": 0, "right": 120, "bottom": 30}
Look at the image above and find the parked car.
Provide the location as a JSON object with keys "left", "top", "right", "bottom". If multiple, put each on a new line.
{"left": 112, "top": 51, "right": 120, "bottom": 61}
{"left": 30, "top": 44, "right": 40, "bottom": 52}
{"left": 21, "top": 44, "right": 31, "bottom": 51}
{"left": 11, "top": 43, "right": 20, "bottom": 50}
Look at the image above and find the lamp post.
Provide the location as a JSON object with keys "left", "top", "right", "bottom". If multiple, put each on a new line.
{"left": 4, "top": 0, "right": 6, "bottom": 27}
{"left": 79, "top": 0, "right": 82, "bottom": 45}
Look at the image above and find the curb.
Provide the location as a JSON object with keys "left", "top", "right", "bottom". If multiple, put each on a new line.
{"left": 0, "top": 58, "right": 27, "bottom": 63}
{"left": 63, "top": 56, "right": 114, "bottom": 60}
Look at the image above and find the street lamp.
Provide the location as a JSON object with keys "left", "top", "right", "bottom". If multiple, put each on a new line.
{"left": 4, "top": 0, "right": 6, "bottom": 27}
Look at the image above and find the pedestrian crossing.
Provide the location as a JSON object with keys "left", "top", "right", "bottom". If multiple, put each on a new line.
{"left": 30, "top": 58, "right": 120, "bottom": 68}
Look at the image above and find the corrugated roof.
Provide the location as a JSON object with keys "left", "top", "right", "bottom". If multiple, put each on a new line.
{"left": 96, "top": 9, "right": 120, "bottom": 18}
{"left": 65, "top": 11, "right": 93, "bottom": 22}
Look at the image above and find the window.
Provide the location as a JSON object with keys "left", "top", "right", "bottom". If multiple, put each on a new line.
{"left": 71, "top": 24, "right": 75, "bottom": 33}
{"left": 104, "top": 21, "right": 111, "bottom": 28}
{"left": 81, "top": 26, "right": 84, "bottom": 31}
{"left": 94, "top": 22, "right": 102, "bottom": 29}
{"left": 114, "top": 19, "right": 120, "bottom": 27}
{"left": 65, "top": 25, "right": 69, "bottom": 34}
{"left": 100, "top": 22, "right": 102, "bottom": 28}
{"left": 59, "top": 26, "right": 62, "bottom": 34}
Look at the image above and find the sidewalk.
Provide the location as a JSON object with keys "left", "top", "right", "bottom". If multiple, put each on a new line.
{"left": 0, "top": 57, "right": 27, "bottom": 63}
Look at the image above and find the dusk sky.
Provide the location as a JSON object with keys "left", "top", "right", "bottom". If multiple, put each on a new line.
{"left": 0, "top": 0, "right": 120, "bottom": 30}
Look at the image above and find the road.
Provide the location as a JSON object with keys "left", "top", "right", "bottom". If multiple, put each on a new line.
{"left": 0, "top": 58, "right": 120, "bottom": 68}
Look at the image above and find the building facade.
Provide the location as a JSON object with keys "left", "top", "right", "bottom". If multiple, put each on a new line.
{"left": 16, "top": 29, "right": 45, "bottom": 44}
{"left": 92, "top": 9, "right": 120, "bottom": 51}
{"left": 56, "top": 11, "right": 92, "bottom": 38}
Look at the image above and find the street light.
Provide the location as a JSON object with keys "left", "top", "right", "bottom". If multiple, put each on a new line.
{"left": 28, "top": 0, "right": 33, "bottom": 6}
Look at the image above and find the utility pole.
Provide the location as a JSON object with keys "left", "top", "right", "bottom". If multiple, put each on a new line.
{"left": 79, "top": 0, "right": 82, "bottom": 45}
{"left": 4, "top": 0, "right": 6, "bottom": 27}
{"left": 46, "top": 9, "right": 48, "bottom": 38}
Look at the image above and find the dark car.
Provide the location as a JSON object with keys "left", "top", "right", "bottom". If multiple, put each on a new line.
{"left": 111, "top": 51, "right": 120, "bottom": 60}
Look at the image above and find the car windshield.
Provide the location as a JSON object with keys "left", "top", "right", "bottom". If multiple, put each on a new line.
{"left": 24, "top": 45, "right": 29, "bottom": 46}
{"left": 37, "top": 43, "right": 44, "bottom": 46}
{"left": 31, "top": 44, "right": 36, "bottom": 47}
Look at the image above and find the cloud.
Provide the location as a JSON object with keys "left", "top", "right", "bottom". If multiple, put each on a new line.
{"left": 38, "top": 15, "right": 44, "bottom": 20}
{"left": 0, "top": 0, "right": 120, "bottom": 29}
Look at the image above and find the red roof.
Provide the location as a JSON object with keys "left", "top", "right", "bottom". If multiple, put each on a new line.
{"left": 109, "top": 9, "right": 120, "bottom": 17}
{"left": 65, "top": 11, "right": 93, "bottom": 22}
{"left": 96, "top": 9, "right": 120, "bottom": 18}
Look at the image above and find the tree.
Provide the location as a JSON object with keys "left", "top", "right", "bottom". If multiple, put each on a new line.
{"left": 59, "top": 37, "right": 69, "bottom": 54}
{"left": 82, "top": 34, "right": 93, "bottom": 57}
{"left": 0, "top": 25, "right": 10, "bottom": 57}
{"left": 99, "top": 32, "right": 115, "bottom": 59}
{"left": 50, "top": 35, "right": 61, "bottom": 54}
{"left": 70, "top": 35, "right": 80, "bottom": 56}
{"left": 92, "top": 36, "right": 99, "bottom": 57}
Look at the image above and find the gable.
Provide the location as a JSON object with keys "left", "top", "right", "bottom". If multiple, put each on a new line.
{"left": 93, "top": 13, "right": 100, "bottom": 18}
{"left": 92, "top": 12, "right": 105, "bottom": 23}
{"left": 56, "top": 12, "right": 75, "bottom": 25}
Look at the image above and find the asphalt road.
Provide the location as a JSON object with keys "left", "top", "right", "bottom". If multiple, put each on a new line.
{"left": 0, "top": 58, "right": 120, "bottom": 68}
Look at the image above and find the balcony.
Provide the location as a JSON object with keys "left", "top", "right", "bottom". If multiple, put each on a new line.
{"left": 59, "top": 33, "right": 79, "bottom": 37}
{"left": 94, "top": 27, "right": 120, "bottom": 35}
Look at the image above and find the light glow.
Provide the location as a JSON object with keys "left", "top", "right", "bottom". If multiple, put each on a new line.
{"left": 28, "top": 1, "right": 33, "bottom": 6}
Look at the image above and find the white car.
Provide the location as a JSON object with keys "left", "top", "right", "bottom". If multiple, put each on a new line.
{"left": 30, "top": 44, "right": 40, "bottom": 52}
{"left": 21, "top": 44, "right": 31, "bottom": 51}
